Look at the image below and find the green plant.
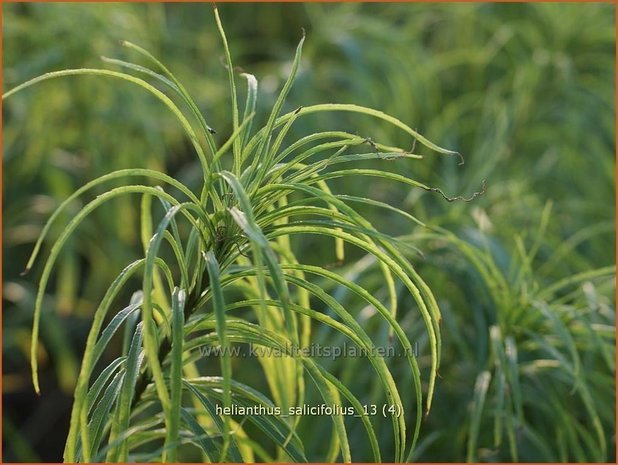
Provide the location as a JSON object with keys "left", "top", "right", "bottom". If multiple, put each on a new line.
{"left": 291, "top": 5, "right": 616, "bottom": 460}
{"left": 3, "top": 7, "right": 477, "bottom": 462}
{"left": 400, "top": 211, "right": 615, "bottom": 462}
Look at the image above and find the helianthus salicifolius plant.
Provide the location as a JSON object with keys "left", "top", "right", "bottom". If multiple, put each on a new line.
{"left": 3, "top": 7, "right": 481, "bottom": 463}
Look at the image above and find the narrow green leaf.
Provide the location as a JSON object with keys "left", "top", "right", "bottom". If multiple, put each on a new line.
{"left": 2, "top": 69, "right": 211, "bottom": 178}
{"left": 164, "top": 287, "right": 186, "bottom": 462}
{"left": 467, "top": 371, "right": 491, "bottom": 462}
{"left": 106, "top": 322, "right": 144, "bottom": 462}
{"left": 203, "top": 251, "right": 233, "bottom": 461}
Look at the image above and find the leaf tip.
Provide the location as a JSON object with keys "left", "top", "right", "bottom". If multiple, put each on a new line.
{"left": 455, "top": 151, "right": 465, "bottom": 165}
{"left": 31, "top": 365, "right": 41, "bottom": 395}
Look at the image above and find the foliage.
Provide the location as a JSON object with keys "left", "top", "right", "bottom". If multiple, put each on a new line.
{"left": 3, "top": 6, "right": 470, "bottom": 462}
{"left": 3, "top": 3, "right": 615, "bottom": 463}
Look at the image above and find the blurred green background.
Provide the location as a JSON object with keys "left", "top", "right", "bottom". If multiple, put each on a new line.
{"left": 3, "top": 2, "right": 615, "bottom": 462}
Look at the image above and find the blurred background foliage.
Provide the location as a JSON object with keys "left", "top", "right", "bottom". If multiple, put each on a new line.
{"left": 3, "top": 2, "right": 615, "bottom": 462}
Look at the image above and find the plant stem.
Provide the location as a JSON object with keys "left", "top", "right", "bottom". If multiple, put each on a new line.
{"left": 131, "top": 274, "right": 208, "bottom": 408}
